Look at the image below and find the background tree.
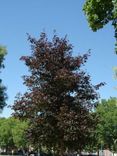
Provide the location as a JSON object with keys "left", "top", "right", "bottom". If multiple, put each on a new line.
{"left": 0, "top": 118, "right": 15, "bottom": 153}
{"left": 83, "top": 112, "right": 99, "bottom": 153}
{"left": 0, "top": 117, "right": 28, "bottom": 154}
{"left": 12, "top": 119, "right": 28, "bottom": 149}
{"left": 83, "top": 0, "right": 117, "bottom": 52}
{"left": 96, "top": 98, "right": 117, "bottom": 152}
{"left": 12, "top": 33, "right": 104, "bottom": 155}
{"left": 0, "top": 46, "right": 7, "bottom": 112}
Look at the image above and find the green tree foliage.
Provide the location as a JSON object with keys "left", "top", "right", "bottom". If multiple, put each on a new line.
{"left": 96, "top": 98, "right": 117, "bottom": 152}
{"left": 0, "top": 46, "right": 7, "bottom": 111}
{"left": 0, "top": 118, "right": 15, "bottom": 151}
{"left": 0, "top": 117, "right": 28, "bottom": 152}
{"left": 12, "top": 33, "right": 104, "bottom": 155}
{"left": 12, "top": 119, "right": 28, "bottom": 148}
{"left": 83, "top": 0, "right": 117, "bottom": 52}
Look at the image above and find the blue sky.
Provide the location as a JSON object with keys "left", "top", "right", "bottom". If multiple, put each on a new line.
{"left": 0, "top": 0, "right": 117, "bottom": 117}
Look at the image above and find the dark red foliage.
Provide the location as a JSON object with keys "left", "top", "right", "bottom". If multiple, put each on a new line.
{"left": 12, "top": 33, "right": 104, "bottom": 155}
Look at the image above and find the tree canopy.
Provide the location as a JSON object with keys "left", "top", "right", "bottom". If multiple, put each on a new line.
{"left": 83, "top": 0, "right": 117, "bottom": 52}
{"left": 0, "top": 117, "right": 28, "bottom": 153}
{"left": 96, "top": 98, "right": 117, "bottom": 152}
{"left": 12, "top": 33, "right": 104, "bottom": 155}
{"left": 0, "top": 46, "right": 7, "bottom": 112}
